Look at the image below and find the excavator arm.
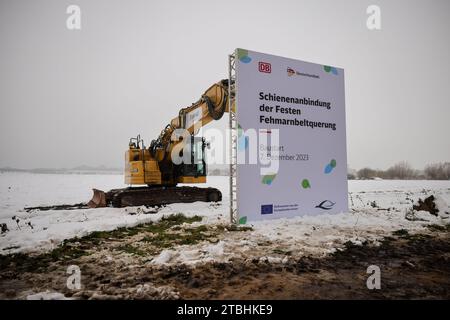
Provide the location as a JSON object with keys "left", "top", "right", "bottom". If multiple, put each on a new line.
{"left": 149, "top": 79, "right": 229, "bottom": 160}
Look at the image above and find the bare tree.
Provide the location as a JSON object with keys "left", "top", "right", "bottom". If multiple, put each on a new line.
{"left": 424, "top": 162, "right": 450, "bottom": 180}
{"left": 374, "top": 169, "right": 388, "bottom": 179}
{"left": 357, "top": 167, "right": 376, "bottom": 180}
{"left": 386, "top": 161, "right": 417, "bottom": 180}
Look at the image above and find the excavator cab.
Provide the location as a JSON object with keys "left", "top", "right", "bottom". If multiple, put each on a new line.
{"left": 122, "top": 134, "right": 207, "bottom": 186}
{"left": 175, "top": 135, "right": 207, "bottom": 183}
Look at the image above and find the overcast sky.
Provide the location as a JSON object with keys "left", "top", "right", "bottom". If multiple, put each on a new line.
{"left": 0, "top": 0, "right": 449, "bottom": 170}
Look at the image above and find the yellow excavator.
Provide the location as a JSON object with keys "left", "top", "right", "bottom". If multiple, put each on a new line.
{"left": 88, "top": 79, "right": 230, "bottom": 208}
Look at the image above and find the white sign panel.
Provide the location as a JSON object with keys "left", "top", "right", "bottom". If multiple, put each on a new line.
{"left": 235, "top": 49, "right": 348, "bottom": 222}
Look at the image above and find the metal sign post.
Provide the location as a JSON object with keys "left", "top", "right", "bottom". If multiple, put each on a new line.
{"left": 228, "top": 52, "right": 238, "bottom": 224}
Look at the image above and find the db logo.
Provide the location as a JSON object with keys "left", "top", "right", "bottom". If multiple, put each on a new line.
{"left": 258, "top": 61, "right": 271, "bottom": 73}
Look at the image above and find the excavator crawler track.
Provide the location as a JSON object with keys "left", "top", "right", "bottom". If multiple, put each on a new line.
{"left": 89, "top": 186, "right": 222, "bottom": 208}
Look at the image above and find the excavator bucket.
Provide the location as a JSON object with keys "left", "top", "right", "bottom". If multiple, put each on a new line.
{"left": 88, "top": 188, "right": 107, "bottom": 208}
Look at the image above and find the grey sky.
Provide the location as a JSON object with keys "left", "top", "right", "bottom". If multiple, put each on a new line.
{"left": 0, "top": 0, "right": 449, "bottom": 170}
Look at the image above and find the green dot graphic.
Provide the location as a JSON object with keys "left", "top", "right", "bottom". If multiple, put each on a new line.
{"left": 237, "top": 123, "right": 243, "bottom": 137}
{"left": 324, "top": 65, "right": 332, "bottom": 72}
{"left": 330, "top": 159, "right": 336, "bottom": 168}
{"left": 302, "top": 179, "right": 311, "bottom": 189}
{"left": 237, "top": 49, "right": 249, "bottom": 60}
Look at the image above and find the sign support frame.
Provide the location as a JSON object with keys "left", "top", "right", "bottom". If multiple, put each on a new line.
{"left": 228, "top": 52, "right": 238, "bottom": 225}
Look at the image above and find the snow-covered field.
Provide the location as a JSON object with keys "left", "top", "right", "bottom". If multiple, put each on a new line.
{"left": 0, "top": 172, "right": 449, "bottom": 264}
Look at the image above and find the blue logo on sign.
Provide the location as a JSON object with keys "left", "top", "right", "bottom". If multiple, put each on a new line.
{"left": 261, "top": 204, "right": 273, "bottom": 215}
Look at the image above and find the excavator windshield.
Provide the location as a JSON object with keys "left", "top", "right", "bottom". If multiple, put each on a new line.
{"left": 174, "top": 135, "right": 206, "bottom": 178}
{"left": 193, "top": 138, "right": 204, "bottom": 175}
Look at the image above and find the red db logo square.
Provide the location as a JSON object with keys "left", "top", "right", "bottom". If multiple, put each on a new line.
{"left": 258, "top": 61, "right": 271, "bottom": 73}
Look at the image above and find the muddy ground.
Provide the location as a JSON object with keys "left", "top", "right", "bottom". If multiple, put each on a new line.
{"left": 0, "top": 215, "right": 449, "bottom": 300}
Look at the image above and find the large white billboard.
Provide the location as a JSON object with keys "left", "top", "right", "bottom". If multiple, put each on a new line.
{"left": 235, "top": 49, "right": 348, "bottom": 222}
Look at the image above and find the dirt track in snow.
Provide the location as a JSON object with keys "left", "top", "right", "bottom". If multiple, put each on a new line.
{"left": 1, "top": 222, "right": 449, "bottom": 300}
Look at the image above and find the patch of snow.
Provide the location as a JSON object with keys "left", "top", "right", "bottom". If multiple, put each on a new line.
{"left": 151, "top": 249, "right": 174, "bottom": 265}
{"left": 202, "top": 240, "right": 225, "bottom": 257}
{"left": 27, "top": 290, "right": 72, "bottom": 300}
{"left": 259, "top": 256, "right": 283, "bottom": 264}
{"left": 134, "top": 283, "right": 179, "bottom": 299}
{"left": 151, "top": 240, "right": 228, "bottom": 266}
{"left": 434, "top": 195, "right": 450, "bottom": 218}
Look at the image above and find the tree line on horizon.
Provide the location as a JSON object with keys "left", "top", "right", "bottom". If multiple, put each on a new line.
{"left": 349, "top": 161, "right": 450, "bottom": 180}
